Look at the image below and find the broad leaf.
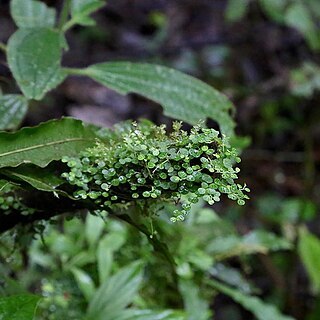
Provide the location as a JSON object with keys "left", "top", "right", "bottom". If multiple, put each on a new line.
{"left": 69, "top": 0, "right": 105, "bottom": 27}
{"left": 209, "top": 279, "right": 295, "bottom": 320}
{"left": 298, "top": 228, "right": 320, "bottom": 293}
{"left": 0, "top": 95, "right": 28, "bottom": 130}
{"left": 11, "top": 0, "right": 56, "bottom": 28}
{"left": 0, "top": 118, "right": 96, "bottom": 168}
{"left": 7, "top": 28, "right": 66, "bottom": 100}
{"left": 1, "top": 164, "right": 64, "bottom": 193}
{"left": 86, "top": 262, "right": 143, "bottom": 320}
{"left": 0, "top": 294, "right": 41, "bottom": 320}
{"left": 71, "top": 62, "right": 235, "bottom": 136}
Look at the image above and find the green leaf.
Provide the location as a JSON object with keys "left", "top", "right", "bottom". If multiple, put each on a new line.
{"left": 85, "top": 214, "right": 105, "bottom": 247}
{"left": 0, "top": 164, "right": 64, "bottom": 193}
{"left": 10, "top": 0, "right": 56, "bottom": 28}
{"left": 258, "top": 0, "right": 287, "bottom": 23}
{"left": 70, "top": 62, "right": 235, "bottom": 136}
{"left": 210, "top": 263, "right": 258, "bottom": 294}
{"left": 68, "top": 0, "right": 105, "bottom": 27}
{"left": 71, "top": 268, "right": 96, "bottom": 301}
{"left": 86, "top": 262, "right": 143, "bottom": 320}
{"left": 0, "top": 294, "right": 41, "bottom": 320}
{"left": 298, "top": 227, "right": 320, "bottom": 293}
{"left": 225, "top": 0, "right": 249, "bottom": 23}
{"left": 209, "top": 279, "right": 295, "bottom": 320}
{"left": 207, "top": 230, "right": 291, "bottom": 259}
{"left": 0, "top": 179, "right": 9, "bottom": 191}
{"left": 0, "top": 118, "right": 96, "bottom": 168}
{"left": 7, "top": 28, "right": 66, "bottom": 100}
{"left": 290, "top": 62, "right": 320, "bottom": 98}
{"left": 114, "top": 309, "right": 185, "bottom": 320}
{"left": 97, "top": 238, "right": 114, "bottom": 283}
{"left": 284, "top": 3, "right": 320, "bottom": 51}
{"left": 0, "top": 95, "right": 28, "bottom": 131}
{"left": 179, "top": 279, "right": 212, "bottom": 320}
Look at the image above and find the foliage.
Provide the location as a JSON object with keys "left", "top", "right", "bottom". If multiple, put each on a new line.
{"left": 62, "top": 121, "right": 248, "bottom": 221}
{"left": 225, "top": 0, "right": 320, "bottom": 51}
{"left": 0, "top": 295, "right": 41, "bottom": 320}
{"left": 298, "top": 228, "right": 320, "bottom": 294}
{"left": 1, "top": 0, "right": 319, "bottom": 319}
{"left": 3, "top": 0, "right": 236, "bottom": 135}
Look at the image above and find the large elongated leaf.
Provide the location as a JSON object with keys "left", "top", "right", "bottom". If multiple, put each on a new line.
{"left": 0, "top": 294, "right": 41, "bottom": 320}
{"left": 298, "top": 228, "right": 320, "bottom": 293}
{"left": 11, "top": 0, "right": 56, "bottom": 28}
{"left": 71, "top": 62, "right": 235, "bottom": 136}
{"left": 7, "top": 28, "right": 66, "bottom": 100}
{"left": 207, "top": 230, "right": 291, "bottom": 260}
{"left": 0, "top": 118, "right": 96, "bottom": 168}
{"left": 86, "top": 262, "right": 143, "bottom": 320}
{"left": 179, "top": 279, "right": 212, "bottom": 320}
{"left": 209, "top": 279, "right": 295, "bottom": 320}
{"left": 0, "top": 94, "right": 28, "bottom": 130}
{"left": 71, "top": 268, "right": 96, "bottom": 302}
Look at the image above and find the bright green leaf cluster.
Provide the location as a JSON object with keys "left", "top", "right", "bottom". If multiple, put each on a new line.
{"left": 62, "top": 121, "right": 249, "bottom": 221}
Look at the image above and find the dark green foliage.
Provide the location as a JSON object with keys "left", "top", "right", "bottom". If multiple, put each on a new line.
{"left": 62, "top": 121, "right": 249, "bottom": 221}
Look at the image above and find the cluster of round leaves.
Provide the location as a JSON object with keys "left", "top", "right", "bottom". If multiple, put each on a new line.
{"left": 61, "top": 121, "right": 249, "bottom": 222}
{"left": 0, "top": 183, "right": 35, "bottom": 216}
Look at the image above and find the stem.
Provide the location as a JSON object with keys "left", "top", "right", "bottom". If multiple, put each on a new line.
{"left": 64, "top": 67, "right": 87, "bottom": 76}
{"left": 58, "top": 0, "right": 72, "bottom": 31}
{"left": 0, "top": 42, "right": 7, "bottom": 53}
{"left": 62, "top": 19, "right": 76, "bottom": 33}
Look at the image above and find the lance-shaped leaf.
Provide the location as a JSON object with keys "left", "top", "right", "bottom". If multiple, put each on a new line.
{"left": 86, "top": 262, "right": 143, "bottom": 320}
{"left": 0, "top": 118, "right": 96, "bottom": 168}
{"left": 209, "top": 279, "right": 295, "bottom": 320}
{"left": 298, "top": 227, "right": 320, "bottom": 293}
{"left": 10, "top": 0, "right": 56, "bottom": 28}
{"left": 7, "top": 28, "right": 66, "bottom": 100}
{"left": 0, "top": 294, "right": 41, "bottom": 320}
{"left": 0, "top": 94, "right": 28, "bottom": 130}
{"left": 70, "top": 62, "right": 235, "bottom": 136}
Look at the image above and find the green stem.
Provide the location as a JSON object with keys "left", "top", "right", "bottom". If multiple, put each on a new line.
{"left": 62, "top": 19, "right": 76, "bottom": 33}
{"left": 0, "top": 42, "right": 7, "bottom": 53}
{"left": 64, "top": 67, "right": 87, "bottom": 75}
{"left": 58, "top": 0, "right": 72, "bottom": 31}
